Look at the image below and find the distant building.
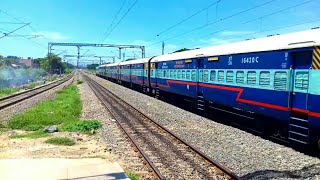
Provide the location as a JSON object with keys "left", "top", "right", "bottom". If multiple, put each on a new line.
{"left": 19, "top": 57, "right": 33, "bottom": 68}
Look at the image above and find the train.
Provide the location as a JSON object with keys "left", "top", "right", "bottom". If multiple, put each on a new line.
{"left": 96, "top": 29, "right": 320, "bottom": 150}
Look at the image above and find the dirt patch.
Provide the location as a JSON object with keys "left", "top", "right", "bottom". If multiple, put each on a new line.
{"left": 0, "top": 130, "right": 112, "bottom": 160}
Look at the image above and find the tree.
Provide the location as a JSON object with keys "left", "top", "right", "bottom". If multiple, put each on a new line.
{"left": 87, "top": 64, "right": 99, "bottom": 70}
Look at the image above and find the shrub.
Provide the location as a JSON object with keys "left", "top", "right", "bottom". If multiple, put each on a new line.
{"left": 63, "top": 120, "right": 102, "bottom": 133}
{"left": 45, "top": 137, "right": 75, "bottom": 146}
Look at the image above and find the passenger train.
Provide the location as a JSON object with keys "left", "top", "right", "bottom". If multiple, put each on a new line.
{"left": 96, "top": 29, "right": 320, "bottom": 150}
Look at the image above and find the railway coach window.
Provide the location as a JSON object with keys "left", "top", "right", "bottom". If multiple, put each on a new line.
{"left": 182, "top": 70, "right": 186, "bottom": 80}
{"left": 226, "top": 71, "right": 234, "bottom": 84}
{"left": 166, "top": 70, "right": 170, "bottom": 78}
{"left": 247, "top": 71, "right": 257, "bottom": 86}
{"left": 203, "top": 70, "right": 209, "bottom": 82}
{"left": 218, "top": 70, "right": 225, "bottom": 83}
{"left": 236, "top": 71, "right": 245, "bottom": 85}
{"left": 295, "top": 71, "right": 309, "bottom": 91}
{"left": 274, "top": 72, "right": 287, "bottom": 90}
{"left": 186, "top": 70, "right": 191, "bottom": 80}
{"left": 177, "top": 70, "right": 182, "bottom": 79}
{"left": 210, "top": 70, "right": 216, "bottom": 82}
{"left": 259, "top": 71, "right": 271, "bottom": 87}
{"left": 170, "top": 70, "right": 174, "bottom": 79}
{"left": 173, "top": 70, "right": 177, "bottom": 79}
{"left": 191, "top": 70, "right": 196, "bottom": 81}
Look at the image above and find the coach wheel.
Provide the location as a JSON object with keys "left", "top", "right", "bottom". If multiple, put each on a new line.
{"left": 152, "top": 89, "right": 155, "bottom": 94}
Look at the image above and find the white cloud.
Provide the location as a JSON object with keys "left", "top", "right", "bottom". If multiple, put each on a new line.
{"left": 129, "top": 40, "right": 180, "bottom": 57}
{"left": 31, "top": 31, "right": 70, "bottom": 41}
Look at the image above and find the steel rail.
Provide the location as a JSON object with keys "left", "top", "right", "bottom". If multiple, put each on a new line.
{"left": 83, "top": 74, "right": 165, "bottom": 180}
{"left": 84, "top": 73, "right": 239, "bottom": 179}
{"left": 0, "top": 74, "right": 73, "bottom": 110}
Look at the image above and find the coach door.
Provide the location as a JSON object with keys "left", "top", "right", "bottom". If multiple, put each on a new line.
{"left": 196, "top": 58, "right": 205, "bottom": 112}
{"left": 288, "top": 50, "right": 312, "bottom": 144}
{"left": 290, "top": 51, "right": 312, "bottom": 112}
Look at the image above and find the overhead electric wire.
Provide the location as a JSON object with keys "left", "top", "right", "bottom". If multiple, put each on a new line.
{"left": 196, "top": 0, "right": 317, "bottom": 40}
{"left": 190, "top": 18, "right": 320, "bottom": 48}
{"left": 101, "top": 0, "right": 139, "bottom": 42}
{"left": 0, "top": 23, "right": 30, "bottom": 39}
{"left": 156, "top": 0, "right": 222, "bottom": 37}
{"left": 147, "top": 0, "right": 276, "bottom": 47}
{"left": 103, "top": 0, "right": 128, "bottom": 36}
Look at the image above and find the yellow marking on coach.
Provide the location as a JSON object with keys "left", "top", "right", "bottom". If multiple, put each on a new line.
{"left": 312, "top": 61, "right": 319, "bottom": 70}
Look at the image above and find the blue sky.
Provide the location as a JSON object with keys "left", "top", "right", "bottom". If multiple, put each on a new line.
{"left": 0, "top": 0, "right": 319, "bottom": 65}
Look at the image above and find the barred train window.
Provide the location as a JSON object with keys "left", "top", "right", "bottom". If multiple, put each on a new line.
{"left": 210, "top": 70, "right": 216, "bottom": 82}
{"left": 166, "top": 70, "right": 170, "bottom": 78}
{"left": 199, "top": 70, "right": 203, "bottom": 82}
{"left": 247, "top": 71, "right": 256, "bottom": 86}
{"left": 259, "top": 71, "right": 271, "bottom": 87}
{"left": 163, "top": 70, "right": 166, "bottom": 78}
{"left": 203, "top": 70, "right": 209, "bottom": 82}
{"left": 182, "top": 70, "right": 186, "bottom": 79}
{"left": 226, "top": 71, "right": 234, "bottom": 83}
{"left": 170, "top": 70, "right": 173, "bottom": 78}
{"left": 151, "top": 70, "right": 154, "bottom": 77}
{"left": 274, "top": 72, "right": 287, "bottom": 90}
{"left": 186, "top": 70, "right": 191, "bottom": 80}
{"left": 191, "top": 70, "right": 196, "bottom": 81}
{"left": 177, "top": 70, "right": 182, "bottom": 79}
{"left": 218, "top": 70, "right": 225, "bottom": 82}
{"left": 173, "top": 70, "right": 177, "bottom": 79}
{"left": 295, "top": 72, "right": 309, "bottom": 91}
{"left": 236, "top": 71, "right": 244, "bottom": 85}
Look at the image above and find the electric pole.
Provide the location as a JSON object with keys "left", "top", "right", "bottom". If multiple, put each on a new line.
{"left": 162, "top": 41, "right": 165, "bottom": 55}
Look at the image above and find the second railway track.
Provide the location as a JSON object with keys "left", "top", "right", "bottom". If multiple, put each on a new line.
{"left": 0, "top": 74, "right": 73, "bottom": 110}
{"left": 83, "top": 73, "right": 239, "bottom": 180}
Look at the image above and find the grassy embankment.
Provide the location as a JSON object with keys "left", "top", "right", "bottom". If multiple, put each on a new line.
{"left": 0, "top": 75, "right": 60, "bottom": 98}
{"left": 3, "top": 84, "right": 101, "bottom": 145}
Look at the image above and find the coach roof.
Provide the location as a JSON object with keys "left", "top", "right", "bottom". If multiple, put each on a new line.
{"left": 152, "top": 28, "right": 320, "bottom": 62}
{"left": 118, "top": 58, "right": 150, "bottom": 66}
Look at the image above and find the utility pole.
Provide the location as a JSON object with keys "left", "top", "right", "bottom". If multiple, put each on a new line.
{"left": 119, "top": 48, "right": 122, "bottom": 61}
{"left": 162, "top": 41, "right": 165, "bottom": 55}
{"left": 123, "top": 52, "right": 125, "bottom": 61}
{"left": 99, "top": 57, "right": 102, "bottom": 65}
{"left": 77, "top": 46, "right": 80, "bottom": 69}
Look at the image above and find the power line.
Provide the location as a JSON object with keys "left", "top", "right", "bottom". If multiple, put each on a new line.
{"left": 0, "top": 23, "right": 30, "bottom": 39}
{"left": 101, "top": 0, "right": 139, "bottom": 42}
{"left": 156, "top": 0, "right": 222, "bottom": 37}
{"left": 103, "top": 0, "right": 128, "bottom": 36}
{"left": 191, "top": 18, "right": 320, "bottom": 48}
{"left": 197, "top": 0, "right": 316, "bottom": 40}
{"left": 147, "top": 0, "right": 276, "bottom": 47}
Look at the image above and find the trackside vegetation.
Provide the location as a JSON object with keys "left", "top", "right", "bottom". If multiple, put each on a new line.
{"left": 8, "top": 85, "right": 101, "bottom": 133}
{"left": 45, "top": 137, "right": 76, "bottom": 146}
{"left": 10, "top": 131, "right": 50, "bottom": 139}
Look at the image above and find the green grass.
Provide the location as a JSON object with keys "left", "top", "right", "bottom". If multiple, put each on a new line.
{"left": 10, "top": 131, "right": 50, "bottom": 139}
{"left": 76, "top": 80, "right": 84, "bottom": 84}
{"left": 0, "top": 88, "right": 20, "bottom": 97}
{"left": 127, "top": 172, "right": 140, "bottom": 180}
{"left": 45, "top": 137, "right": 75, "bottom": 146}
{"left": 8, "top": 85, "right": 82, "bottom": 131}
{"left": 62, "top": 120, "right": 101, "bottom": 133}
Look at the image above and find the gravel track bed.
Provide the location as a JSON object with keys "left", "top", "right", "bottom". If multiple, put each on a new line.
{"left": 78, "top": 74, "right": 156, "bottom": 179}
{"left": 0, "top": 75, "right": 75, "bottom": 122}
{"left": 88, "top": 74, "right": 320, "bottom": 179}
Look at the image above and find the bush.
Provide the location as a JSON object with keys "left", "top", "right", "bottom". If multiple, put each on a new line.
{"left": 76, "top": 80, "right": 84, "bottom": 84}
{"left": 63, "top": 120, "right": 102, "bottom": 133}
{"left": 10, "top": 131, "right": 50, "bottom": 139}
{"left": 45, "top": 137, "right": 75, "bottom": 146}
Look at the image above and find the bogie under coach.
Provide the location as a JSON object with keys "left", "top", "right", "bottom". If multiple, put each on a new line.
{"left": 96, "top": 29, "right": 320, "bottom": 150}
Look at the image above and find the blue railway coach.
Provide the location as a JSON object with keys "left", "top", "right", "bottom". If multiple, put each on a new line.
{"left": 96, "top": 29, "right": 320, "bottom": 150}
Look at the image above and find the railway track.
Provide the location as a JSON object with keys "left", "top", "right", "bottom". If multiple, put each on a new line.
{"left": 83, "top": 73, "right": 239, "bottom": 180}
{"left": 0, "top": 74, "right": 73, "bottom": 110}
